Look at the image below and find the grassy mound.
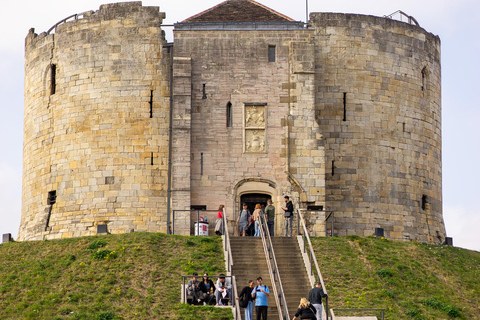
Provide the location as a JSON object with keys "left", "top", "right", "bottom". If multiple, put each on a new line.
{"left": 1, "top": 233, "right": 478, "bottom": 319}
{"left": 0, "top": 233, "right": 231, "bottom": 320}
{"left": 312, "top": 236, "right": 480, "bottom": 320}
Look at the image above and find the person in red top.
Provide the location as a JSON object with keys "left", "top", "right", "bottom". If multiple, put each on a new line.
{"left": 215, "top": 204, "right": 225, "bottom": 235}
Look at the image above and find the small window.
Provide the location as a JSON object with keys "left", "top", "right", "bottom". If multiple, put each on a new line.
{"left": 105, "top": 176, "right": 115, "bottom": 185}
{"left": 421, "top": 195, "right": 428, "bottom": 211}
{"left": 268, "top": 45, "right": 276, "bottom": 62}
{"left": 191, "top": 205, "right": 207, "bottom": 211}
{"left": 47, "top": 190, "right": 57, "bottom": 205}
{"left": 50, "top": 64, "right": 57, "bottom": 95}
{"left": 226, "top": 102, "right": 233, "bottom": 127}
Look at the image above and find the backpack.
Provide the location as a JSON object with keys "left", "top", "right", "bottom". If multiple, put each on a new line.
{"left": 239, "top": 287, "right": 250, "bottom": 308}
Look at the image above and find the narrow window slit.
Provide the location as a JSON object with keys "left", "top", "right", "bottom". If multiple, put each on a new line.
{"left": 151, "top": 152, "right": 154, "bottom": 165}
{"left": 50, "top": 64, "right": 57, "bottom": 95}
{"left": 343, "top": 92, "right": 347, "bottom": 121}
{"left": 421, "top": 195, "right": 428, "bottom": 211}
{"left": 149, "top": 90, "right": 153, "bottom": 118}
{"left": 202, "top": 84, "right": 207, "bottom": 100}
{"left": 332, "top": 160, "right": 335, "bottom": 176}
{"left": 226, "top": 102, "right": 233, "bottom": 127}
{"left": 200, "top": 153, "right": 204, "bottom": 175}
{"left": 268, "top": 45, "right": 276, "bottom": 62}
{"left": 45, "top": 190, "right": 56, "bottom": 230}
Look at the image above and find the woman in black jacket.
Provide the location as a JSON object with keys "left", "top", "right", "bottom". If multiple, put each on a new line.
{"left": 199, "top": 273, "right": 216, "bottom": 305}
{"left": 236, "top": 280, "right": 254, "bottom": 320}
{"left": 292, "top": 297, "right": 317, "bottom": 320}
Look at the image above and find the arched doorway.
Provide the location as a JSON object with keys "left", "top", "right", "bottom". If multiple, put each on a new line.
{"left": 240, "top": 193, "right": 271, "bottom": 214}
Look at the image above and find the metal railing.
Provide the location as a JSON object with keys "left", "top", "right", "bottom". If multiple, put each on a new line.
{"left": 259, "top": 214, "right": 289, "bottom": 320}
{"left": 221, "top": 209, "right": 241, "bottom": 319}
{"left": 47, "top": 11, "right": 92, "bottom": 34}
{"left": 171, "top": 209, "right": 219, "bottom": 235}
{"left": 330, "top": 308, "right": 384, "bottom": 320}
{"left": 384, "top": 10, "right": 420, "bottom": 26}
{"left": 297, "top": 210, "right": 329, "bottom": 320}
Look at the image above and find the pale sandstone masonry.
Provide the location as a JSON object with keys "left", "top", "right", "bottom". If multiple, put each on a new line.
{"left": 310, "top": 13, "right": 445, "bottom": 242}
{"left": 19, "top": 2, "right": 170, "bottom": 240}
{"left": 19, "top": 1, "right": 446, "bottom": 243}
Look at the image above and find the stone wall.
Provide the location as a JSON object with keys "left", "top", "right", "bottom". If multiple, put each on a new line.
{"left": 173, "top": 27, "right": 325, "bottom": 233}
{"left": 19, "top": 2, "right": 169, "bottom": 240}
{"left": 311, "top": 13, "right": 445, "bottom": 242}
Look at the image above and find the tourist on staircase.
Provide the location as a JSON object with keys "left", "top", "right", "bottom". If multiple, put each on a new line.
{"left": 252, "top": 204, "right": 262, "bottom": 237}
{"left": 292, "top": 297, "right": 317, "bottom": 320}
{"left": 236, "top": 280, "right": 255, "bottom": 320}
{"left": 251, "top": 276, "right": 269, "bottom": 320}
{"left": 308, "top": 281, "right": 328, "bottom": 320}
{"left": 236, "top": 203, "right": 251, "bottom": 237}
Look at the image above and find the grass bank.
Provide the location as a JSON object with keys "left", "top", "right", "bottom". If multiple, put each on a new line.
{"left": 312, "top": 236, "right": 480, "bottom": 320}
{"left": 0, "top": 233, "right": 231, "bottom": 320}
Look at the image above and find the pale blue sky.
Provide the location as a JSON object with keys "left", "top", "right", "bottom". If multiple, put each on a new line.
{"left": 1, "top": 0, "right": 478, "bottom": 251}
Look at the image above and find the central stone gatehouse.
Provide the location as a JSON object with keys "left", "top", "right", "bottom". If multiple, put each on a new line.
{"left": 19, "top": 1, "right": 446, "bottom": 243}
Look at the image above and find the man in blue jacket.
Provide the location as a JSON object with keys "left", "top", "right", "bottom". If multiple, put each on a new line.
{"left": 251, "top": 276, "right": 270, "bottom": 320}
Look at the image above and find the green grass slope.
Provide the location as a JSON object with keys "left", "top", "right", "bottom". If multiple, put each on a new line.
{"left": 0, "top": 233, "right": 478, "bottom": 320}
{"left": 0, "top": 233, "right": 232, "bottom": 320}
{"left": 312, "top": 236, "right": 480, "bottom": 320}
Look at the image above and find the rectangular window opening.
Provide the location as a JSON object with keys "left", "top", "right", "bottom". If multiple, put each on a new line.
{"left": 151, "top": 152, "right": 154, "bottom": 165}
{"left": 105, "top": 176, "right": 115, "bottom": 185}
{"left": 50, "top": 64, "right": 57, "bottom": 95}
{"left": 421, "top": 194, "right": 428, "bottom": 211}
{"left": 149, "top": 90, "right": 154, "bottom": 118}
{"left": 268, "top": 45, "right": 276, "bottom": 62}
{"left": 200, "top": 153, "right": 204, "bottom": 175}
{"left": 343, "top": 92, "right": 347, "bottom": 121}
{"left": 332, "top": 160, "right": 335, "bottom": 176}
{"left": 226, "top": 102, "right": 233, "bottom": 127}
{"left": 47, "top": 190, "right": 57, "bottom": 205}
{"left": 202, "top": 84, "right": 207, "bottom": 100}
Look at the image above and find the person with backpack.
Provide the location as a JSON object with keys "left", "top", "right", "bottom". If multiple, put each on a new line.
{"left": 236, "top": 203, "right": 251, "bottom": 236}
{"left": 236, "top": 280, "right": 254, "bottom": 320}
{"left": 251, "top": 276, "right": 269, "bottom": 320}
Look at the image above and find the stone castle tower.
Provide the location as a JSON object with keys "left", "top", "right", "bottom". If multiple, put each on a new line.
{"left": 19, "top": 1, "right": 446, "bottom": 244}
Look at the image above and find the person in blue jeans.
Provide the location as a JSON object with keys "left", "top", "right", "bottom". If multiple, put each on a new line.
{"left": 252, "top": 203, "right": 262, "bottom": 237}
{"left": 236, "top": 280, "right": 254, "bottom": 320}
{"left": 251, "top": 276, "right": 269, "bottom": 320}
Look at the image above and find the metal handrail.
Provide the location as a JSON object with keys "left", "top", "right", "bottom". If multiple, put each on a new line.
{"left": 384, "top": 10, "right": 420, "bottom": 26}
{"left": 47, "top": 11, "right": 92, "bottom": 34}
{"left": 297, "top": 209, "right": 329, "bottom": 320}
{"left": 259, "top": 214, "right": 289, "bottom": 320}
{"left": 330, "top": 308, "right": 385, "bottom": 320}
{"left": 222, "top": 209, "right": 241, "bottom": 319}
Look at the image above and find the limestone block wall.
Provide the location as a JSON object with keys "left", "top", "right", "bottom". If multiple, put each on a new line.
{"left": 19, "top": 2, "right": 170, "bottom": 240}
{"left": 173, "top": 27, "right": 325, "bottom": 228}
{"left": 310, "top": 13, "right": 445, "bottom": 242}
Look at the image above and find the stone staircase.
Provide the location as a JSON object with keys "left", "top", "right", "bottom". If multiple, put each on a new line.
{"left": 230, "top": 237, "right": 280, "bottom": 320}
{"left": 270, "top": 237, "right": 312, "bottom": 318}
{"left": 230, "top": 236, "right": 312, "bottom": 320}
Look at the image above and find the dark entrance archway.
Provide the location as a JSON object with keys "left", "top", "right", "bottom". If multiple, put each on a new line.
{"left": 240, "top": 193, "right": 271, "bottom": 214}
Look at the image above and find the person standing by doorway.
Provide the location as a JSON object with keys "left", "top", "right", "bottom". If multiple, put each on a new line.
{"left": 265, "top": 199, "right": 275, "bottom": 237}
{"left": 282, "top": 196, "right": 294, "bottom": 237}
{"left": 252, "top": 277, "right": 269, "bottom": 320}
{"left": 252, "top": 203, "right": 262, "bottom": 237}
{"left": 236, "top": 203, "right": 251, "bottom": 237}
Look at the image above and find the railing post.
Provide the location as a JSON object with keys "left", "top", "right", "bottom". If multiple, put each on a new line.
{"left": 183, "top": 276, "right": 186, "bottom": 304}
{"left": 197, "top": 210, "right": 200, "bottom": 236}
{"left": 297, "top": 210, "right": 300, "bottom": 235}
{"left": 325, "top": 295, "right": 329, "bottom": 320}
